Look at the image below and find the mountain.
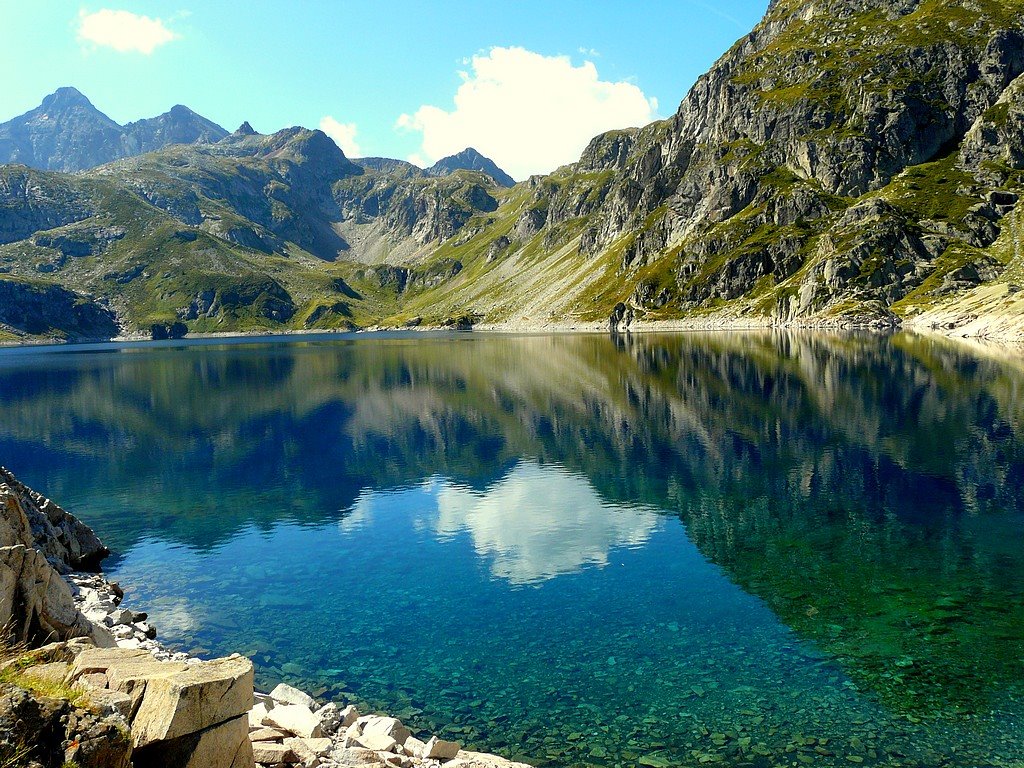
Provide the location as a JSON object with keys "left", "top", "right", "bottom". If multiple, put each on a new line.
{"left": 0, "top": 87, "right": 228, "bottom": 171}
{"left": 428, "top": 148, "right": 516, "bottom": 187}
{"left": 3, "top": 0, "right": 1024, "bottom": 341}
{"left": 123, "top": 104, "right": 229, "bottom": 155}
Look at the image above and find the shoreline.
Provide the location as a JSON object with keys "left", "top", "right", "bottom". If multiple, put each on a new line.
{"left": 2, "top": 313, "right": 1024, "bottom": 352}
{"left": 63, "top": 567, "right": 530, "bottom": 768}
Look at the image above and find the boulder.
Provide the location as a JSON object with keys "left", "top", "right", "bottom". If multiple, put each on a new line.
{"left": 264, "top": 703, "right": 324, "bottom": 738}
{"left": 130, "top": 654, "right": 254, "bottom": 746}
{"left": 132, "top": 712, "right": 254, "bottom": 768}
{"left": 84, "top": 687, "right": 133, "bottom": 719}
{"left": 252, "top": 741, "right": 297, "bottom": 764}
{"left": 250, "top": 701, "right": 272, "bottom": 727}
{"left": 402, "top": 736, "right": 426, "bottom": 757}
{"left": 356, "top": 732, "right": 399, "bottom": 753}
{"left": 421, "top": 736, "right": 462, "bottom": 760}
{"left": 313, "top": 701, "right": 342, "bottom": 734}
{"left": 284, "top": 736, "right": 333, "bottom": 762}
{"left": 270, "top": 682, "right": 316, "bottom": 709}
{"left": 360, "top": 715, "right": 410, "bottom": 745}
{"left": 338, "top": 703, "right": 359, "bottom": 728}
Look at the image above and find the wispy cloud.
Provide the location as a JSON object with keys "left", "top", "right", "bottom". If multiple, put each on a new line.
{"left": 78, "top": 9, "right": 179, "bottom": 55}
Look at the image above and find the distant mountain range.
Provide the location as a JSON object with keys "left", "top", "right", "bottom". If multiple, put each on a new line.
{"left": 3, "top": 0, "right": 1024, "bottom": 342}
{"left": 0, "top": 87, "right": 228, "bottom": 171}
{"left": 0, "top": 88, "right": 516, "bottom": 188}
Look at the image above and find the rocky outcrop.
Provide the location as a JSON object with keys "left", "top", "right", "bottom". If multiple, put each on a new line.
{"left": 0, "top": 672, "right": 132, "bottom": 768}
{"left": 0, "top": 467, "right": 108, "bottom": 573}
{"left": 428, "top": 149, "right": 515, "bottom": 188}
{"left": 0, "top": 545, "right": 114, "bottom": 647}
{"left": 68, "top": 647, "right": 255, "bottom": 768}
{"left": 0, "top": 278, "right": 118, "bottom": 341}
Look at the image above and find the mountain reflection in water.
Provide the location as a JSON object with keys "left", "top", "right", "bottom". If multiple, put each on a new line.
{"left": 0, "top": 331, "right": 1021, "bottom": 767}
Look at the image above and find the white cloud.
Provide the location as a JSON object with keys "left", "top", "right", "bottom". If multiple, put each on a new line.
{"left": 319, "top": 116, "right": 363, "bottom": 157}
{"left": 78, "top": 9, "right": 179, "bottom": 54}
{"left": 435, "top": 462, "right": 661, "bottom": 585}
{"left": 397, "top": 46, "right": 658, "bottom": 181}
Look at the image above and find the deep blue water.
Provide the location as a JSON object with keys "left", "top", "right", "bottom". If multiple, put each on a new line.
{"left": 0, "top": 331, "right": 1022, "bottom": 767}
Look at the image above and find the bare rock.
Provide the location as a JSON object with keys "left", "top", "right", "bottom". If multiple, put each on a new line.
{"left": 265, "top": 703, "right": 324, "bottom": 739}
{"left": 253, "top": 741, "right": 298, "bottom": 765}
{"left": 421, "top": 736, "right": 462, "bottom": 760}
{"left": 271, "top": 682, "right": 316, "bottom": 709}
{"left": 0, "top": 544, "right": 114, "bottom": 647}
{"left": 130, "top": 654, "right": 254, "bottom": 746}
{"left": 133, "top": 712, "right": 254, "bottom": 768}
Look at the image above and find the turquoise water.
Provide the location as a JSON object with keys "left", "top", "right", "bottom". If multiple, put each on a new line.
{"left": 0, "top": 331, "right": 1022, "bottom": 767}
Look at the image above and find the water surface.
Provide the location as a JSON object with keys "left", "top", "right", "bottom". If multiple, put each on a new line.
{"left": 0, "top": 331, "right": 1021, "bottom": 767}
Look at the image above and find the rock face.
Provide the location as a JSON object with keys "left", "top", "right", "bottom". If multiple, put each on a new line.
{"left": 0, "top": 544, "right": 114, "bottom": 647}
{"left": 0, "top": 87, "right": 228, "bottom": 172}
{"left": 0, "top": 675, "right": 133, "bottom": 768}
{"left": 428, "top": 148, "right": 516, "bottom": 187}
{"left": 69, "top": 647, "right": 256, "bottom": 768}
{"left": 0, "top": 466, "right": 109, "bottom": 572}
{"left": 0, "top": 278, "right": 119, "bottom": 341}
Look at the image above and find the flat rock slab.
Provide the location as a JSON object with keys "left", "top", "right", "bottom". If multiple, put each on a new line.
{"left": 355, "top": 732, "right": 398, "bottom": 753}
{"left": 250, "top": 726, "right": 291, "bottom": 742}
{"left": 131, "top": 654, "right": 254, "bottom": 746}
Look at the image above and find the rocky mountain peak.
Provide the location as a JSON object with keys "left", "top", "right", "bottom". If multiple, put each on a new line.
{"left": 0, "top": 88, "right": 225, "bottom": 171}
{"left": 39, "top": 87, "right": 96, "bottom": 112}
{"left": 428, "top": 148, "right": 515, "bottom": 187}
{"left": 235, "top": 121, "right": 257, "bottom": 136}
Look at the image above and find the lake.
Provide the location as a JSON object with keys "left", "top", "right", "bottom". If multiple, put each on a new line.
{"left": 0, "top": 331, "right": 1021, "bottom": 767}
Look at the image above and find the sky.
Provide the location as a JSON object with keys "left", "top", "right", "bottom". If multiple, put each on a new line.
{"left": 0, "top": 1, "right": 769, "bottom": 180}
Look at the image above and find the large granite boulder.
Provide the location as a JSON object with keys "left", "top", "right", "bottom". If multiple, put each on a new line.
{"left": 68, "top": 646, "right": 256, "bottom": 768}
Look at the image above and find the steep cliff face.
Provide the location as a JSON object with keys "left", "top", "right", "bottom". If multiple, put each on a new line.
{"left": 458, "top": 0, "right": 1024, "bottom": 326}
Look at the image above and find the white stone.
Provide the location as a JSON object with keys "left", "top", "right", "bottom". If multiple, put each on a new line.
{"left": 360, "top": 716, "right": 410, "bottom": 746}
{"left": 284, "top": 736, "right": 333, "bottom": 762}
{"left": 402, "top": 736, "right": 426, "bottom": 758}
{"left": 339, "top": 704, "right": 359, "bottom": 728}
{"left": 421, "top": 737, "right": 462, "bottom": 760}
{"left": 264, "top": 704, "right": 324, "bottom": 739}
{"left": 271, "top": 682, "right": 316, "bottom": 709}
{"left": 355, "top": 732, "right": 398, "bottom": 753}
{"left": 250, "top": 702, "right": 271, "bottom": 728}
{"left": 252, "top": 741, "right": 297, "bottom": 765}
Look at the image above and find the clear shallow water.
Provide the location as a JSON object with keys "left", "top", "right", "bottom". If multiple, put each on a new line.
{"left": 0, "top": 331, "right": 1022, "bottom": 767}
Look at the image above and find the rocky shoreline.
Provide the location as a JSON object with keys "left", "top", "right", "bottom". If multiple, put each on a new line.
{"left": 3, "top": 308, "right": 1024, "bottom": 350}
{"left": 0, "top": 467, "right": 532, "bottom": 768}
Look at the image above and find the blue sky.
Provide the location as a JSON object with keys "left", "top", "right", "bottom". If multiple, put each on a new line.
{"left": 0, "top": 1, "right": 769, "bottom": 179}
